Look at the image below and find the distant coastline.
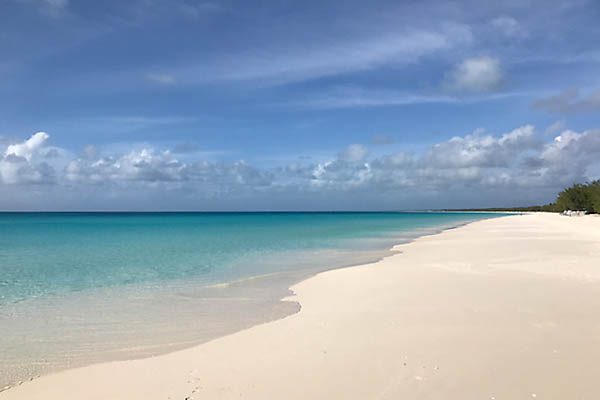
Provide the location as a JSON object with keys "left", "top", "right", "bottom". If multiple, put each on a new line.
{"left": 443, "top": 180, "right": 600, "bottom": 214}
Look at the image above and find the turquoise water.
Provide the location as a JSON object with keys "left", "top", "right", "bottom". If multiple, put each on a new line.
{"left": 0, "top": 212, "right": 499, "bottom": 305}
{"left": 0, "top": 212, "right": 503, "bottom": 387}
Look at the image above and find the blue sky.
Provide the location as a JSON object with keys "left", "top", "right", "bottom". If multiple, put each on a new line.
{"left": 1, "top": 0, "right": 600, "bottom": 210}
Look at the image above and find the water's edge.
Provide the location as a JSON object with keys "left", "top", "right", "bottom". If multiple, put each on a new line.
{"left": 1, "top": 213, "right": 512, "bottom": 391}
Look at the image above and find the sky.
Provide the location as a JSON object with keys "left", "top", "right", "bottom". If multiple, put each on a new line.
{"left": 1, "top": 0, "right": 600, "bottom": 210}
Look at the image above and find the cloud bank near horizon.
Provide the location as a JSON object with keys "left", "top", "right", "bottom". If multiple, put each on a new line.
{"left": 1, "top": 126, "right": 599, "bottom": 210}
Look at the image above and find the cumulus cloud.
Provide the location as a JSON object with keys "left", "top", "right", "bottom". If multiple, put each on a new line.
{"left": 294, "top": 124, "right": 599, "bottom": 198}
{"left": 447, "top": 56, "right": 503, "bottom": 93}
{"left": 532, "top": 130, "right": 600, "bottom": 185}
{"left": 0, "top": 132, "right": 57, "bottom": 184}
{"left": 423, "top": 125, "right": 537, "bottom": 168}
{"left": 299, "top": 144, "right": 371, "bottom": 191}
{"left": 2, "top": 126, "right": 600, "bottom": 209}
{"left": 5, "top": 131, "right": 49, "bottom": 161}
{"left": 66, "top": 149, "right": 185, "bottom": 183}
{"left": 533, "top": 87, "right": 600, "bottom": 113}
{"left": 63, "top": 148, "right": 273, "bottom": 201}
{"left": 293, "top": 125, "right": 597, "bottom": 198}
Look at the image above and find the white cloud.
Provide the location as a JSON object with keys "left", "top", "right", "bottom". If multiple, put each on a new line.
{"left": 300, "top": 125, "right": 599, "bottom": 196}
{"left": 292, "top": 86, "right": 527, "bottom": 110}
{"left": 310, "top": 160, "right": 372, "bottom": 190}
{"left": 424, "top": 125, "right": 537, "bottom": 168}
{"left": 534, "top": 130, "right": 600, "bottom": 184}
{"left": 2, "top": 126, "right": 600, "bottom": 209}
{"left": 5, "top": 131, "right": 49, "bottom": 161}
{"left": 169, "top": 24, "right": 472, "bottom": 86}
{"left": 0, "top": 132, "right": 54, "bottom": 184}
{"left": 64, "top": 148, "right": 273, "bottom": 197}
{"left": 296, "top": 86, "right": 459, "bottom": 109}
{"left": 216, "top": 31, "right": 449, "bottom": 82}
{"left": 447, "top": 56, "right": 503, "bottom": 93}
{"left": 66, "top": 148, "right": 186, "bottom": 183}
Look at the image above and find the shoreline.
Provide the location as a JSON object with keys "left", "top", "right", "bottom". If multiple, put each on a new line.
{"left": 4, "top": 212, "right": 600, "bottom": 399}
{"left": 0, "top": 214, "right": 497, "bottom": 389}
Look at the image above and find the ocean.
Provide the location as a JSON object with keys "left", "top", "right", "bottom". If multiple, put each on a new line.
{"left": 0, "top": 211, "right": 502, "bottom": 387}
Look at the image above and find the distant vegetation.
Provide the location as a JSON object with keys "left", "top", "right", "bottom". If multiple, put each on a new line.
{"left": 554, "top": 180, "right": 600, "bottom": 213}
{"left": 453, "top": 180, "right": 600, "bottom": 214}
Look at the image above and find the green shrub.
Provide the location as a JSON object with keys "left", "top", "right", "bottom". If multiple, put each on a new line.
{"left": 554, "top": 180, "right": 600, "bottom": 213}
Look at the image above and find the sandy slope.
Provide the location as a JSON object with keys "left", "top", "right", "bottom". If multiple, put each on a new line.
{"left": 3, "top": 213, "right": 600, "bottom": 399}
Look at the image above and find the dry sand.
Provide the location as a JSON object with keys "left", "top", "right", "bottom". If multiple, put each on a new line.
{"left": 3, "top": 212, "right": 600, "bottom": 399}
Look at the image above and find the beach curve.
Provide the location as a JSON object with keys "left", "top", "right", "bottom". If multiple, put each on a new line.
{"left": 3, "top": 212, "right": 600, "bottom": 399}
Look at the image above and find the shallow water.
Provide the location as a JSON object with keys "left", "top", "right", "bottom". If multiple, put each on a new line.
{"left": 0, "top": 212, "right": 502, "bottom": 387}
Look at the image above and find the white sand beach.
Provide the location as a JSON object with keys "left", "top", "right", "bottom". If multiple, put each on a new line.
{"left": 3, "top": 212, "right": 600, "bottom": 399}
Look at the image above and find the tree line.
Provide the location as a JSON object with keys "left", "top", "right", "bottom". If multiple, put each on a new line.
{"left": 450, "top": 180, "right": 600, "bottom": 213}
{"left": 553, "top": 180, "right": 600, "bottom": 213}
